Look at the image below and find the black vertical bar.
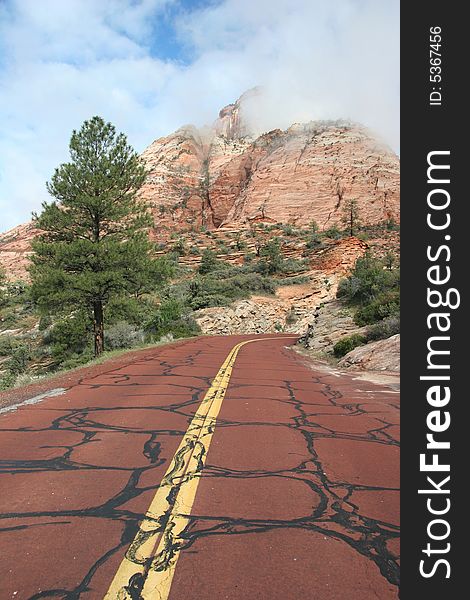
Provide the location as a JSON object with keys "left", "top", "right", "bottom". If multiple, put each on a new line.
{"left": 401, "top": 3, "right": 464, "bottom": 598}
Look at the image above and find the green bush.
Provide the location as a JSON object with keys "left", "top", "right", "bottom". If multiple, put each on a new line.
{"left": 172, "top": 238, "right": 187, "bottom": 256}
{"left": 354, "top": 290, "right": 400, "bottom": 325}
{"left": 333, "top": 334, "right": 367, "bottom": 358}
{"left": 0, "top": 336, "right": 17, "bottom": 357}
{"left": 285, "top": 308, "right": 298, "bottom": 325}
{"left": 366, "top": 315, "right": 400, "bottom": 341}
{"left": 186, "top": 272, "right": 275, "bottom": 310}
{"left": 44, "top": 313, "right": 92, "bottom": 366}
{"left": 144, "top": 299, "right": 200, "bottom": 339}
{"left": 275, "top": 275, "right": 310, "bottom": 286}
{"left": 259, "top": 239, "right": 282, "bottom": 274}
{"left": 386, "top": 217, "right": 399, "bottom": 231}
{"left": 0, "top": 372, "right": 16, "bottom": 390}
{"left": 163, "top": 316, "right": 200, "bottom": 339}
{"left": 279, "top": 224, "right": 298, "bottom": 236}
{"left": 198, "top": 248, "right": 219, "bottom": 274}
{"left": 337, "top": 253, "right": 400, "bottom": 305}
{"left": 5, "top": 345, "right": 31, "bottom": 375}
{"left": 337, "top": 253, "right": 400, "bottom": 330}
{"left": 145, "top": 299, "right": 184, "bottom": 332}
{"left": 188, "top": 293, "right": 229, "bottom": 310}
{"left": 38, "top": 314, "right": 53, "bottom": 331}
{"left": 145, "top": 304, "right": 200, "bottom": 339}
{"left": 281, "top": 258, "right": 308, "bottom": 274}
{"left": 309, "top": 220, "right": 320, "bottom": 233}
{"left": 305, "top": 234, "right": 323, "bottom": 249}
{"left": 324, "top": 226, "right": 343, "bottom": 240}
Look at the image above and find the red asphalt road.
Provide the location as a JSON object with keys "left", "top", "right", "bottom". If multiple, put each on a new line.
{"left": 0, "top": 335, "right": 399, "bottom": 599}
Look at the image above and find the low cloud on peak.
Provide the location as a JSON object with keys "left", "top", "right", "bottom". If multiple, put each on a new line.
{"left": 0, "top": 0, "right": 399, "bottom": 232}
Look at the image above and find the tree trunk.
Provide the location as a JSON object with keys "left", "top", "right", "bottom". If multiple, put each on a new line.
{"left": 93, "top": 301, "right": 104, "bottom": 357}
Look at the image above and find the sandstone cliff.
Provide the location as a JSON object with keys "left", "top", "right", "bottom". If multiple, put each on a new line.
{"left": 141, "top": 117, "right": 399, "bottom": 234}
{"left": 0, "top": 90, "right": 399, "bottom": 281}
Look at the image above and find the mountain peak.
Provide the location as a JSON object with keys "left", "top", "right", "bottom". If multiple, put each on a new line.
{"left": 213, "top": 87, "right": 262, "bottom": 140}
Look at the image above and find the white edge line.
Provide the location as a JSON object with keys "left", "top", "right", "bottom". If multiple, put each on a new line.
{"left": 0, "top": 388, "right": 67, "bottom": 415}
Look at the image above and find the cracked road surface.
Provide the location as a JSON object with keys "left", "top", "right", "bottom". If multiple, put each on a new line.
{"left": 0, "top": 334, "right": 399, "bottom": 599}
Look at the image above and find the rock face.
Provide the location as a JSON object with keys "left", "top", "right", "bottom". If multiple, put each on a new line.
{"left": 298, "top": 300, "right": 367, "bottom": 354}
{"left": 141, "top": 114, "right": 399, "bottom": 234}
{"left": 338, "top": 334, "right": 400, "bottom": 372}
{"left": 0, "top": 222, "right": 37, "bottom": 281}
{"left": 0, "top": 89, "right": 399, "bottom": 281}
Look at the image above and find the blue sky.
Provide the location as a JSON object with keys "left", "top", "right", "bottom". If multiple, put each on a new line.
{"left": 0, "top": 0, "right": 399, "bottom": 232}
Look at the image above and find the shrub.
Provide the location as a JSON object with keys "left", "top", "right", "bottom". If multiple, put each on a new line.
{"left": 0, "top": 372, "right": 16, "bottom": 390}
{"left": 146, "top": 307, "right": 200, "bottom": 339}
{"left": 58, "top": 353, "right": 94, "bottom": 370}
{"left": 164, "top": 315, "right": 200, "bottom": 338}
{"left": 281, "top": 258, "right": 307, "bottom": 274}
{"left": 189, "top": 293, "right": 229, "bottom": 310}
{"left": 366, "top": 315, "right": 400, "bottom": 341}
{"left": 0, "top": 336, "right": 17, "bottom": 357}
{"left": 45, "top": 313, "right": 92, "bottom": 365}
{"left": 386, "top": 217, "right": 399, "bottom": 231}
{"left": 259, "top": 239, "right": 282, "bottom": 274}
{"left": 229, "top": 273, "right": 275, "bottom": 295}
{"left": 172, "top": 238, "right": 187, "bottom": 256}
{"left": 38, "top": 314, "right": 53, "bottom": 331}
{"left": 279, "top": 224, "right": 297, "bottom": 236}
{"left": 5, "top": 345, "right": 31, "bottom": 375}
{"left": 333, "top": 334, "right": 367, "bottom": 358}
{"left": 309, "top": 220, "right": 320, "bottom": 233}
{"left": 324, "top": 226, "right": 343, "bottom": 240}
{"left": 145, "top": 299, "right": 184, "bottom": 332}
{"left": 104, "top": 322, "right": 145, "bottom": 350}
{"left": 354, "top": 290, "right": 400, "bottom": 325}
{"left": 275, "top": 275, "right": 310, "bottom": 286}
{"left": 305, "top": 234, "right": 322, "bottom": 249}
{"left": 198, "top": 249, "right": 219, "bottom": 274}
{"left": 144, "top": 299, "right": 200, "bottom": 339}
{"left": 337, "top": 253, "right": 399, "bottom": 305}
{"left": 188, "top": 272, "right": 275, "bottom": 309}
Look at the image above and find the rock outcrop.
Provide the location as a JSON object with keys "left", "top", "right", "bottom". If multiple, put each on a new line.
{"left": 298, "top": 300, "right": 367, "bottom": 354}
{"left": 338, "top": 334, "right": 400, "bottom": 372}
{"left": 0, "top": 222, "right": 37, "bottom": 281}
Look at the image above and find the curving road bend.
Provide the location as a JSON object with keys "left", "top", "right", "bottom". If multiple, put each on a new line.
{"left": 0, "top": 334, "right": 399, "bottom": 599}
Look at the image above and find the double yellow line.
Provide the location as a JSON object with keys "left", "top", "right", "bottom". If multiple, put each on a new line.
{"left": 105, "top": 337, "right": 290, "bottom": 599}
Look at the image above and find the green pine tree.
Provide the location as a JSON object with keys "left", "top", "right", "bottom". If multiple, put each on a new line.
{"left": 341, "top": 198, "right": 361, "bottom": 236}
{"left": 30, "top": 116, "right": 153, "bottom": 357}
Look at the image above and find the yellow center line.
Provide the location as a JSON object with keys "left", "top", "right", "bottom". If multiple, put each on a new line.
{"left": 104, "top": 336, "right": 296, "bottom": 600}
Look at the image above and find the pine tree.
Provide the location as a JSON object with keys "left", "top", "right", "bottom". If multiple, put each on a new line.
{"left": 30, "top": 116, "right": 153, "bottom": 357}
{"left": 341, "top": 198, "right": 361, "bottom": 236}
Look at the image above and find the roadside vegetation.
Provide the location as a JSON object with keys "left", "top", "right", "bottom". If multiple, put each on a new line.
{"left": 333, "top": 252, "right": 400, "bottom": 357}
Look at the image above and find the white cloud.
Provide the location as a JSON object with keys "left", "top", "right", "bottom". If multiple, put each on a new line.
{"left": 0, "top": 0, "right": 399, "bottom": 232}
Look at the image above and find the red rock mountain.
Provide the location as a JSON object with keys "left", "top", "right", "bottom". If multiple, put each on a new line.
{"left": 0, "top": 91, "right": 399, "bottom": 280}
